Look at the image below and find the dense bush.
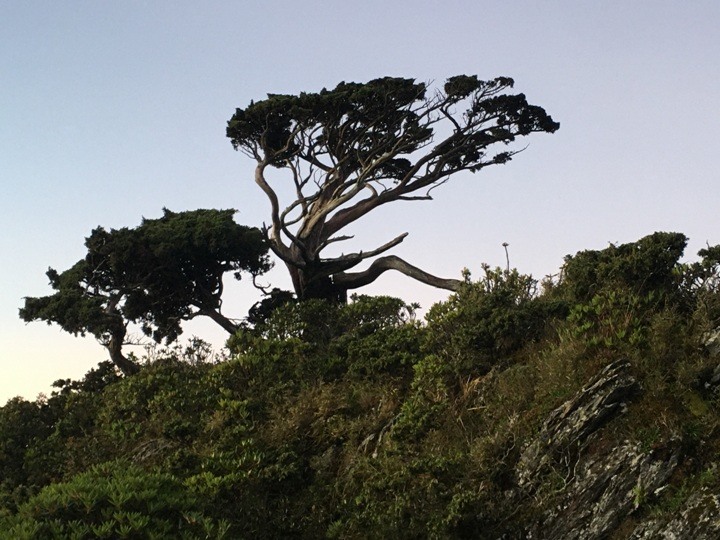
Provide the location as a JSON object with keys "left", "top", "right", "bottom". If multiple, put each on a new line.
{"left": 229, "top": 294, "right": 423, "bottom": 383}
{"left": 424, "top": 265, "right": 564, "bottom": 376}
{"left": 557, "top": 232, "right": 720, "bottom": 353}
{"left": 0, "top": 461, "right": 229, "bottom": 539}
{"left": 560, "top": 232, "right": 688, "bottom": 303}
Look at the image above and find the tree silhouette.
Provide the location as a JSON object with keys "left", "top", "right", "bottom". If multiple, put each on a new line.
{"left": 20, "top": 209, "right": 269, "bottom": 375}
{"left": 227, "top": 75, "right": 559, "bottom": 301}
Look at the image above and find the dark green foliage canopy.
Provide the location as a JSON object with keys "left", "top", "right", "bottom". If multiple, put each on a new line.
{"left": 558, "top": 232, "right": 720, "bottom": 350}
{"left": 561, "top": 232, "right": 689, "bottom": 302}
{"left": 20, "top": 209, "right": 269, "bottom": 374}
{"left": 227, "top": 75, "right": 559, "bottom": 300}
{"left": 425, "top": 266, "right": 563, "bottom": 377}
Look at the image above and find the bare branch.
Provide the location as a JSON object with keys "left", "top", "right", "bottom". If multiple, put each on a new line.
{"left": 254, "top": 163, "right": 282, "bottom": 243}
{"left": 352, "top": 232, "right": 409, "bottom": 261}
{"left": 196, "top": 307, "right": 239, "bottom": 335}
{"left": 252, "top": 274, "right": 272, "bottom": 295}
{"left": 320, "top": 234, "right": 355, "bottom": 250}
{"left": 333, "top": 255, "right": 463, "bottom": 292}
{"left": 315, "top": 232, "right": 410, "bottom": 277}
{"left": 397, "top": 195, "right": 433, "bottom": 201}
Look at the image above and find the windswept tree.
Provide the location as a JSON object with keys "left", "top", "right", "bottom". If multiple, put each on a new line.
{"left": 227, "top": 75, "right": 559, "bottom": 301}
{"left": 20, "top": 209, "right": 269, "bottom": 375}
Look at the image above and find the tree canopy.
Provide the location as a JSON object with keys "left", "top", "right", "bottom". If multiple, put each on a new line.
{"left": 227, "top": 75, "right": 559, "bottom": 301}
{"left": 20, "top": 209, "right": 269, "bottom": 375}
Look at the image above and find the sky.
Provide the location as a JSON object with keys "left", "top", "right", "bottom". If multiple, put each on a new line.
{"left": 2, "top": 1, "right": 719, "bottom": 403}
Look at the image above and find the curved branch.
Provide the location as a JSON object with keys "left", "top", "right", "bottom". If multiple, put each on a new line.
{"left": 254, "top": 163, "right": 281, "bottom": 243}
{"left": 255, "top": 164, "right": 302, "bottom": 265}
{"left": 350, "top": 232, "right": 409, "bottom": 262}
{"left": 332, "top": 255, "right": 463, "bottom": 292}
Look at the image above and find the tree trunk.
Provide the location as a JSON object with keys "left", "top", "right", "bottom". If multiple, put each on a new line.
{"left": 106, "top": 332, "right": 140, "bottom": 376}
{"left": 291, "top": 263, "right": 347, "bottom": 303}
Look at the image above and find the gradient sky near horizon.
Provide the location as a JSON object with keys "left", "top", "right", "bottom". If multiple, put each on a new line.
{"left": 2, "top": 1, "right": 719, "bottom": 404}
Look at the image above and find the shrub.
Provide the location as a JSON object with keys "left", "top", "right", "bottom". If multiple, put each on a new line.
{"left": 558, "top": 232, "right": 698, "bottom": 353}
{"left": 566, "top": 288, "right": 662, "bottom": 351}
{"left": 560, "top": 232, "right": 688, "bottom": 304}
{"left": 0, "top": 461, "right": 230, "bottom": 539}
{"left": 424, "top": 266, "right": 560, "bottom": 376}
{"left": 230, "top": 295, "right": 422, "bottom": 382}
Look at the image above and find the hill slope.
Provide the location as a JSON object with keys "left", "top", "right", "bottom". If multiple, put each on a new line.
{"left": 2, "top": 232, "right": 720, "bottom": 538}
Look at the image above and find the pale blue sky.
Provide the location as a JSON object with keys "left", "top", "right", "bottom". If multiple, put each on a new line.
{"left": 2, "top": 1, "right": 719, "bottom": 403}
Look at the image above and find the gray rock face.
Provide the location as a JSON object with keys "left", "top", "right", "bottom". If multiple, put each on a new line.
{"left": 629, "top": 488, "right": 720, "bottom": 539}
{"left": 512, "top": 359, "right": 699, "bottom": 539}
{"left": 702, "top": 327, "right": 720, "bottom": 358}
{"left": 536, "top": 441, "right": 680, "bottom": 540}
{"left": 516, "top": 359, "right": 638, "bottom": 491}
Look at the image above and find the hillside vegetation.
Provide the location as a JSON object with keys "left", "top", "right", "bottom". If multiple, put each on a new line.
{"left": 3, "top": 232, "right": 720, "bottom": 538}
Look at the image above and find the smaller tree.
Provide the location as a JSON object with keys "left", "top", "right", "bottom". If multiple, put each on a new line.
{"left": 20, "top": 209, "right": 269, "bottom": 375}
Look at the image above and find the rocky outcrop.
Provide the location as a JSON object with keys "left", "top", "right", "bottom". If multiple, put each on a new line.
{"left": 533, "top": 441, "right": 680, "bottom": 539}
{"left": 516, "top": 359, "right": 638, "bottom": 491}
{"left": 629, "top": 488, "right": 720, "bottom": 539}
{"left": 511, "top": 359, "right": 706, "bottom": 539}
